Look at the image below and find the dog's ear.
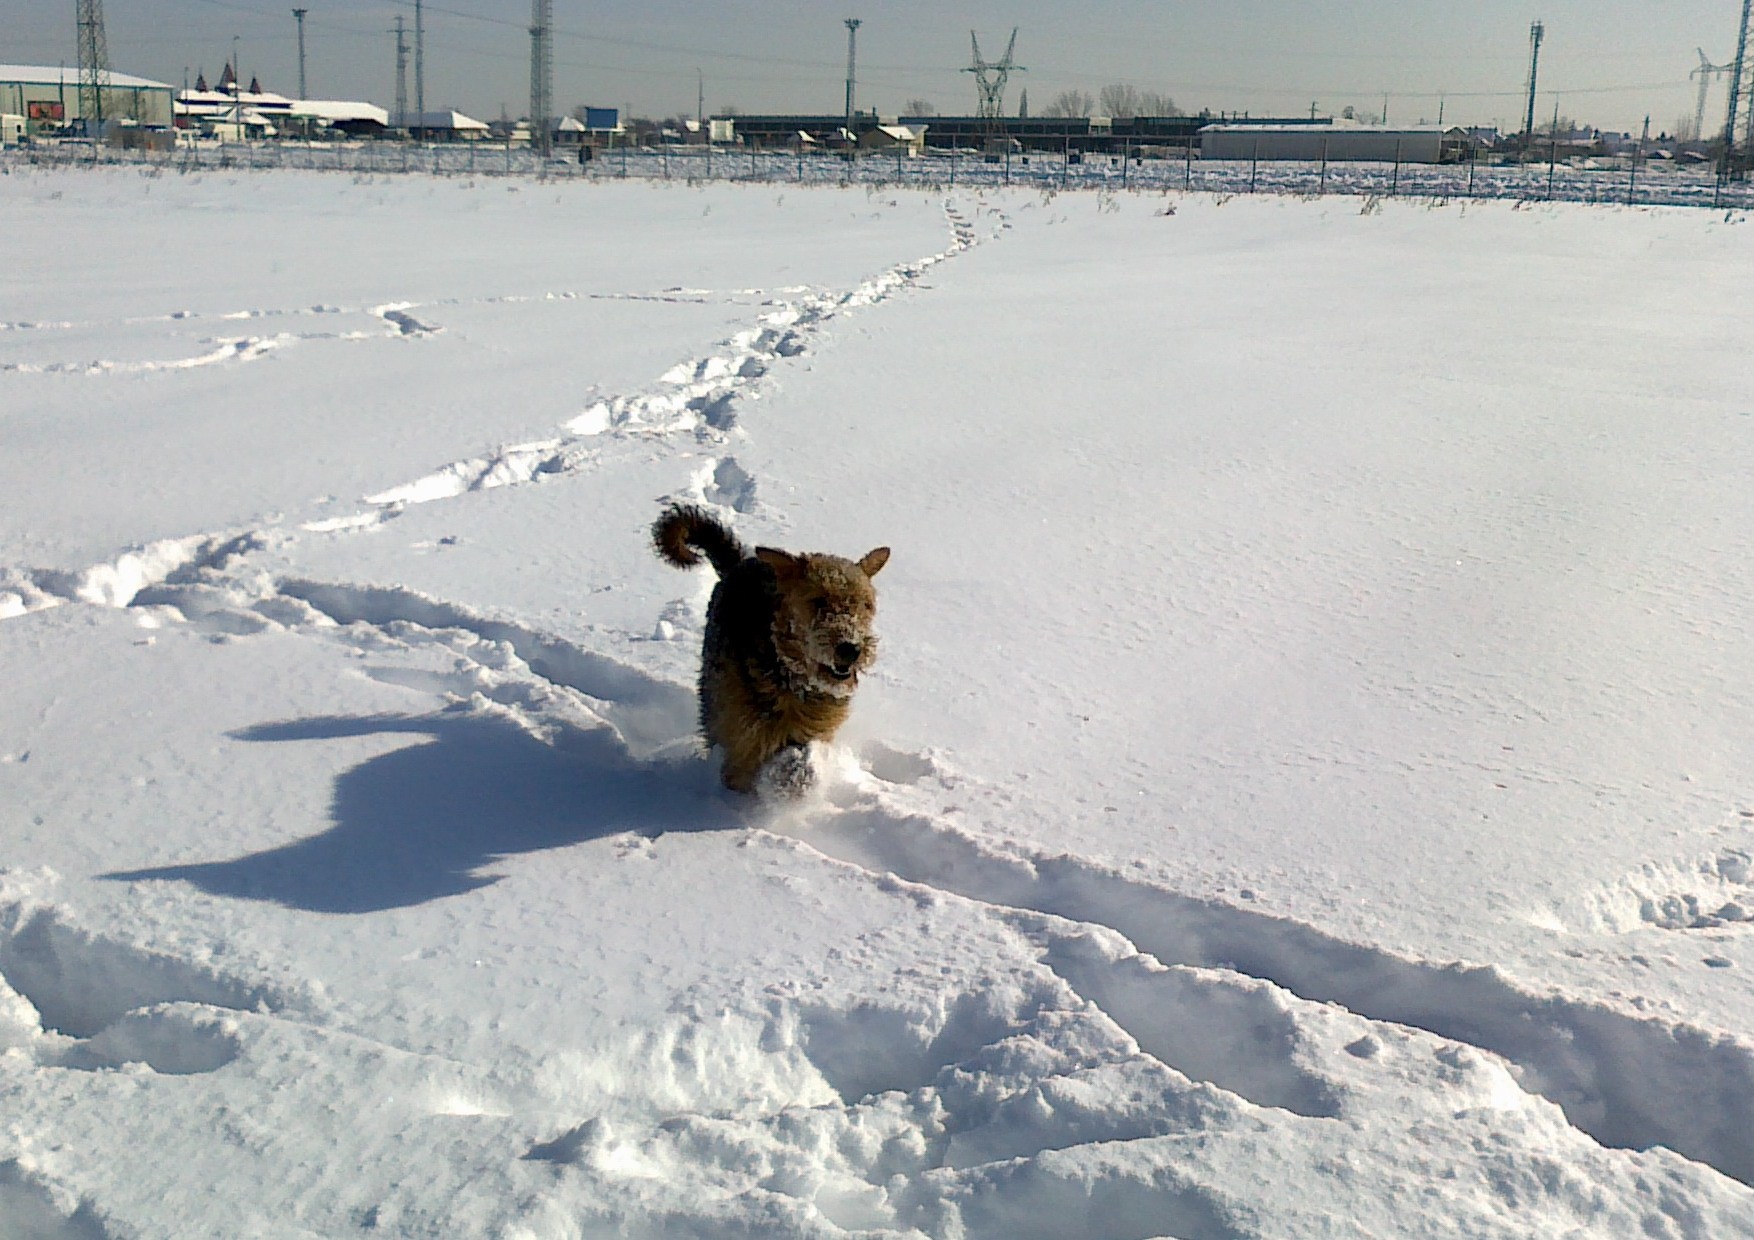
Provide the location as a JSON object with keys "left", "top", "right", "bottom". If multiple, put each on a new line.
{"left": 858, "top": 547, "right": 891, "bottom": 578}
{"left": 755, "top": 547, "right": 804, "bottom": 582}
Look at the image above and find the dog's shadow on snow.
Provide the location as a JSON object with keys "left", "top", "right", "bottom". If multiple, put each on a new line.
{"left": 104, "top": 709, "right": 739, "bottom": 914}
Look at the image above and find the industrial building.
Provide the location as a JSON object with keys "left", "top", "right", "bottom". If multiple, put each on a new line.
{"left": 712, "top": 113, "right": 1330, "bottom": 156}
{"left": 1198, "top": 123, "right": 1471, "bottom": 163}
{"left": 0, "top": 63, "right": 173, "bottom": 134}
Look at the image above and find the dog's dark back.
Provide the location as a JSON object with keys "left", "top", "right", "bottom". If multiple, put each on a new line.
{"left": 654, "top": 504, "right": 781, "bottom": 734}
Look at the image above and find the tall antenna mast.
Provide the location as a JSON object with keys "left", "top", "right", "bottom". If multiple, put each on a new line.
{"left": 529, "top": 0, "right": 553, "bottom": 155}
{"left": 292, "top": 8, "right": 308, "bottom": 99}
{"left": 75, "top": 0, "right": 111, "bottom": 134}
{"left": 393, "top": 15, "right": 408, "bottom": 132}
{"left": 1725, "top": 0, "right": 1754, "bottom": 180}
{"left": 843, "top": 18, "right": 861, "bottom": 135}
{"left": 1522, "top": 19, "right": 1545, "bottom": 143}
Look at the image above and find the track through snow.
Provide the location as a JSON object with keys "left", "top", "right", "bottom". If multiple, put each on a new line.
{"left": 5, "top": 182, "right": 1754, "bottom": 1238}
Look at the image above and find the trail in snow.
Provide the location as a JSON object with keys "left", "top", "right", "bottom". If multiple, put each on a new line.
{"left": 0, "top": 200, "right": 983, "bottom": 619}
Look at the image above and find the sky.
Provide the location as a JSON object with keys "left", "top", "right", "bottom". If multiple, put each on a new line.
{"left": 3, "top": 0, "right": 1745, "bottom": 135}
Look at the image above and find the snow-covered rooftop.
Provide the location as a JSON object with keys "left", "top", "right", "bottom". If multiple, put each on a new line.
{"left": 0, "top": 63, "right": 173, "bottom": 91}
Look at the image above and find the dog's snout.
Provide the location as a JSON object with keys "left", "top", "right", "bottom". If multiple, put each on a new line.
{"left": 834, "top": 641, "right": 862, "bottom": 666}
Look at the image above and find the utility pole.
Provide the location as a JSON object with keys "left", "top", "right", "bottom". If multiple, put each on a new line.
{"left": 696, "top": 67, "right": 703, "bottom": 128}
{"left": 529, "top": 0, "right": 552, "bottom": 155}
{"left": 843, "top": 17, "right": 861, "bottom": 136}
{"left": 393, "top": 15, "right": 408, "bottom": 132}
{"left": 414, "top": 0, "right": 425, "bottom": 140}
{"left": 292, "top": 8, "right": 308, "bottom": 99}
{"left": 1523, "top": 20, "right": 1545, "bottom": 144}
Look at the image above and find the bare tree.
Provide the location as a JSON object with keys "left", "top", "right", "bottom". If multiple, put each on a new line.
{"left": 1041, "top": 89, "right": 1094, "bottom": 118}
{"left": 904, "top": 98, "right": 936, "bottom": 116}
{"left": 1097, "top": 84, "right": 1179, "bottom": 118}
{"left": 1099, "top": 83, "right": 1141, "bottom": 117}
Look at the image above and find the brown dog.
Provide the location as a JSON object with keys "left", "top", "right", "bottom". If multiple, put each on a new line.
{"left": 653, "top": 503, "right": 889, "bottom": 794}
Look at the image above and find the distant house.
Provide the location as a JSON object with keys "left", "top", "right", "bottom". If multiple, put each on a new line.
{"left": 287, "top": 100, "right": 389, "bottom": 138}
{"left": 396, "top": 110, "right": 491, "bottom": 141}
{"left": 552, "top": 114, "right": 586, "bottom": 146}
{"left": 859, "top": 123, "right": 927, "bottom": 156}
{"left": 175, "top": 86, "right": 293, "bottom": 138}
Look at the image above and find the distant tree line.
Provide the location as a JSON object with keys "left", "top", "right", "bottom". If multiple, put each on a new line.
{"left": 1039, "top": 85, "right": 1181, "bottom": 119}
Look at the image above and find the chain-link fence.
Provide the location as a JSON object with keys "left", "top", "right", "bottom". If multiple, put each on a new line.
{"left": 8, "top": 138, "right": 1753, "bottom": 211}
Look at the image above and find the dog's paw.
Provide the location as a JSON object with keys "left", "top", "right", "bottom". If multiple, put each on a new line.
{"left": 756, "top": 743, "right": 820, "bottom": 802}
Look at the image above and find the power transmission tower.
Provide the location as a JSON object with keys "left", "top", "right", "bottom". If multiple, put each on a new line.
{"left": 393, "top": 15, "right": 409, "bottom": 132}
{"left": 964, "top": 28, "right": 1023, "bottom": 146}
{"left": 1692, "top": 49, "right": 1732, "bottom": 142}
{"left": 1725, "top": 0, "right": 1754, "bottom": 179}
{"left": 75, "top": 0, "right": 111, "bottom": 135}
{"left": 843, "top": 18, "right": 861, "bottom": 135}
{"left": 1522, "top": 20, "right": 1545, "bottom": 145}
{"left": 529, "top": 0, "right": 553, "bottom": 155}
{"left": 292, "top": 8, "right": 308, "bottom": 99}
{"left": 414, "top": 0, "right": 425, "bottom": 140}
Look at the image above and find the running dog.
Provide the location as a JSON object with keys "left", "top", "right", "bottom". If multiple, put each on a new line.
{"left": 653, "top": 503, "right": 890, "bottom": 795}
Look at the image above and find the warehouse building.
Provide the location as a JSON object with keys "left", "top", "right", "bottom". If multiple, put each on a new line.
{"left": 1199, "top": 123, "right": 1470, "bottom": 164}
{"left": 0, "top": 63, "right": 174, "bottom": 134}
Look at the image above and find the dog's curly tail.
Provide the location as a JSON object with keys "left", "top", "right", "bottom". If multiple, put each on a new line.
{"left": 653, "top": 503, "right": 748, "bottom": 577}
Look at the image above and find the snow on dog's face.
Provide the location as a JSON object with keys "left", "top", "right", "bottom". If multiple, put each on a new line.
{"left": 757, "top": 545, "right": 890, "bottom": 697}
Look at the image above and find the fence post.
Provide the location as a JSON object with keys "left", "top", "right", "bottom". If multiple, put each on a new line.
{"left": 1391, "top": 138, "right": 1401, "bottom": 196}
{"left": 1249, "top": 136, "right": 1258, "bottom": 193}
{"left": 1467, "top": 148, "right": 1476, "bottom": 197}
{"left": 1547, "top": 132, "right": 1558, "bottom": 199}
{"left": 1319, "top": 136, "right": 1328, "bottom": 194}
{"left": 1185, "top": 138, "right": 1192, "bottom": 189}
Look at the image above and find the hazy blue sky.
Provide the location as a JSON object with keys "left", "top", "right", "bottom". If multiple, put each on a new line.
{"left": 5, "top": 1, "right": 1745, "bottom": 134}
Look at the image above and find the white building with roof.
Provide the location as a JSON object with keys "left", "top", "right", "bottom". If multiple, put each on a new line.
{"left": 0, "top": 64, "right": 174, "bottom": 133}
{"left": 1200, "top": 122, "right": 1466, "bottom": 164}
{"left": 288, "top": 100, "right": 390, "bottom": 137}
{"left": 396, "top": 110, "right": 491, "bottom": 140}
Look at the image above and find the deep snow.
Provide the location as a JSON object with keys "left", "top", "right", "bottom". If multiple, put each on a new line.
{"left": 3, "top": 166, "right": 1754, "bottom": 1239}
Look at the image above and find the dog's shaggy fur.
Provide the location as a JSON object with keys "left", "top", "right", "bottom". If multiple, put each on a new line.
{"left": 653, "top": 503, "right": 890, "bottom": 794}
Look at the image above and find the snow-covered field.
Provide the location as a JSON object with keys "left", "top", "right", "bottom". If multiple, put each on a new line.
{"left": 4, "top": 167, "right": 1754, "bottom": 1239}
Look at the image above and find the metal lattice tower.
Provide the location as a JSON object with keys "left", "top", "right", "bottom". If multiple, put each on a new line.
{"left": 414, "top": 0, "right": 425, "bottom": 139}
{"left": 1521, "top": 20, "right": 1545, "bottom": 142}
{"left": 75, "top": 0, "right": 111, "bottom": 133}
{"left": 293, "top": 8, "right": 308, "bottom": 100}
{"left": 1692, "top": 49, "right": 1733, "bottom": 142}
{"left": 529, "top": 0, "right": 553, "bottom": 155}
{"left": 843, "top": 18, "right": 861, "bottom": 134}
{"left": 393, "top": 15, "right": 409, "bottom": 131}
{"left": 963, "top": 29, "right": 1023, "bottom": 124}
{"left": 1724, "top": 0, "right": 1754, "bottom": 179}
